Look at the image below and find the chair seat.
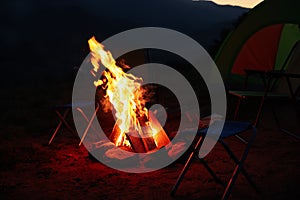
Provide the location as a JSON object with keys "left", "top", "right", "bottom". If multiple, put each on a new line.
{"left": 218, "top": 121, "right": 252, "bottom": 138}
{"left": 196, "top": 121, "right": 252, "bottom": 138}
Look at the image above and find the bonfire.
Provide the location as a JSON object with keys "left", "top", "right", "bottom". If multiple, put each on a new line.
{"left": 88, "top": 37, "right": 170, "bottom": 153}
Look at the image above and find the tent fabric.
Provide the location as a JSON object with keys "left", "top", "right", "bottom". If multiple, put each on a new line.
{"left": 275, "top": 24, "right": 300, "bottom": 70}
{"left": 231, "top": 24, "right": 283, "bottom": 75}
{"left": 277, "top": 41, "right": 300, "bottom": 94}
{"left": 215, "top": 0, "right": 300, "bottom": 83}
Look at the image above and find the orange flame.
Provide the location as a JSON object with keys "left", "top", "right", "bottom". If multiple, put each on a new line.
{"left": 88, "top": 37, "right": 148, "bottom": 146}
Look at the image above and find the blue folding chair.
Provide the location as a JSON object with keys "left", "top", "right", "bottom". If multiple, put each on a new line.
{"left": 171, "top": 119, "right": 258, "bottom": 200}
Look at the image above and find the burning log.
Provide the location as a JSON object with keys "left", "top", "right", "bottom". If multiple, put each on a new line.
{"left": 129, "top": 113, "right": 157, "bottom": 152}
{"left": 148, "top": 111, "right": 170, "bottom": 149}
{"left": 126, "top": 126, "right": 157, "bottom": 153}
{"left": 109, "top": 111, "right": 170, "bottom": 153}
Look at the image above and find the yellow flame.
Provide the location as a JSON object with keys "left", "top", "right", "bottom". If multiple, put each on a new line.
{"left": 88, "top": 37, "right": 148, "bottom": 146}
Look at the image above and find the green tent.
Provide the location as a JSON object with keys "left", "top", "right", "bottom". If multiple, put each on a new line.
{"left": 215, "top": 0, "right": 300, "bottom": 91}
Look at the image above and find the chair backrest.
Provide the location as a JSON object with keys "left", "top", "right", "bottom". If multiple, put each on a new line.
{"left": 236, "top": 40, "right": 300, "bottom": 95}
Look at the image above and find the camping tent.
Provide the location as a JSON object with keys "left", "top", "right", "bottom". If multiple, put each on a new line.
{"left": 215, "top": 0, "right": 300, "bottom": 92}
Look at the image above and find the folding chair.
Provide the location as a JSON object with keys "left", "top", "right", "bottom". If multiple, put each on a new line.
{"left": 171, "top": 117, "right": 258, "bottom": 200}
{"left": 229, "top": 70, "right": 300, "bottom": 140}
{"left": 228, "top": 41, "right": 300, "bottom": 140}
{"left": 48, "top": 101, "right": 100, "bottom": 146}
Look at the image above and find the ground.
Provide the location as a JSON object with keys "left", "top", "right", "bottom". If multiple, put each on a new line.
{"left": 1, "top": 104, "right": 299, "bottom": 199}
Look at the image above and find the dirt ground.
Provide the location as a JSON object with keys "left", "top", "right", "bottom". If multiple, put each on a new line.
{"left": 1, "top": 101, "right": 300, "bottom": 200}
{"left": 0, "top": 106, "right": 300, "bottom": 199}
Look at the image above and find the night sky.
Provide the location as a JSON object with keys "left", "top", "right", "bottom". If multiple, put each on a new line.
{"left": 1, "top": 0, "right": 247, "bottom": 84}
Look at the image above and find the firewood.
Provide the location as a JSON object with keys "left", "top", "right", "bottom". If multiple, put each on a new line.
{"left": 125, "top": 131, "right": 147, "bottom": 153}
{"left": 109, "top": 121, "right": 122, "bottom": 145}
{"left": 108, "top": 112, "right": 170, "bottom": 153}
{"left": 149, "top": 111, "right": 170, "bottom": 149}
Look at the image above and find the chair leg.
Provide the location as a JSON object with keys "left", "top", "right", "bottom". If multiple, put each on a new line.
{"left": 271, "top": 101, "right": 281, "bottom": 129}
{"left": 79, "top": 104, "right": 100, "bottom": 146}
{"left": 279, "top": 128, "right": 300, "bottom": 140}
{"left": 55, "top": 109, "right": 75, "bottom": 134}
{"left": 76, "top": 106, "right": 100, "bottom": 136}
{"left": 233, "top": 97, "right": 249, "bottom": 144}
{"left": 221, "top": 161, "right": 244, "bottom": 200}
{"left": 200, "top": 159, "right": 224, "bottom": 186}
{"left": 233, "top": 98, "right": 242, "bottom": 120}
{"left": 221, "top": 128, "right": 258, "bottom": 200}
{"left": 49, "top": 108, "right": 71, "bottom": 145}
{"left": 254, "top": 77, "right": 273, "bottom": 127}
{"left": 171, "top": 136, "right": 204, "bottom": 196}
{"left": 271, "top": 100, "right": 300, "bottom": 140}
{"left": 219, "top": 139, "right": 259, "bottom": 193}
{"left": 234, "top": 135, "right": 248, "bottom": 144}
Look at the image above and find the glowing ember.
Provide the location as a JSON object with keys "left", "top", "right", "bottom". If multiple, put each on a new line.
{"left": 88, "top": 37, "right": 169, "bottom": 150}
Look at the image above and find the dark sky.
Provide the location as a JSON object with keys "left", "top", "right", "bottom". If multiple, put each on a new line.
{"left": 0, "top": 0, "right": 247, "bottom": 84}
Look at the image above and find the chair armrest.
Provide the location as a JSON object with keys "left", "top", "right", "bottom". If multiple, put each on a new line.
{"left": 228, "top": 90, "right": 247, "bottom": 99}
{"left": 228, "top": 90, "right": 289, "bottom": 98}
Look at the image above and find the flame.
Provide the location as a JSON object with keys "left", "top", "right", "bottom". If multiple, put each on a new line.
{"left": 88, "top": 37, "right": 149, "bottom": 146}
